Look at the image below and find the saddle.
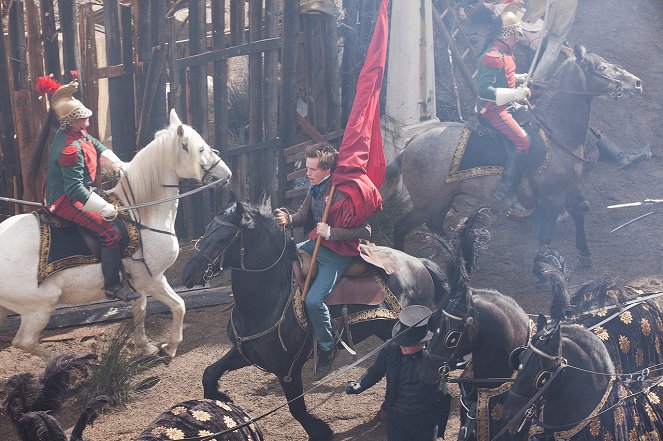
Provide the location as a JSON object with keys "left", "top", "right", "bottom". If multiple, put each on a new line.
{"left": 291, "top": 246, "right": 402, "bottom": 352}
{"left": 35, "top": 197, "right": 139, "bottom": 285}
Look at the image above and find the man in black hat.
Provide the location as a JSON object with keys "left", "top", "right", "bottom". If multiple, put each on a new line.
{"left": 345, "top": 305, "right": 452, "bottom": 441}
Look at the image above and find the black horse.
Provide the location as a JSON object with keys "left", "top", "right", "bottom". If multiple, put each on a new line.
{"left": 423, "top": 209, "right": 531, "bottom": 440}
{"left": 181, "top": 198, "right": 450, "bottom": 440}
{"left": 502, "top": 254, "right": 663, "bottom": 440}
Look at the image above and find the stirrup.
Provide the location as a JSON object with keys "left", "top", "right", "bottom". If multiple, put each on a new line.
{"left": 105, "top": 285, "right": 141, "bottom": 302}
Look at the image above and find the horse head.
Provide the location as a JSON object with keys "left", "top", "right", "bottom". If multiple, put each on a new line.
{"left": 165, "top": 109, "right": 232, "bottom": 185}
{"left": 502, "top": 314, "right": 564, "bottom": 421}
{"left": 182, "top": 197, "right": 290, "bottom": 288}
{"left": 571, "top": 44, "right": 642, "bottom": 97}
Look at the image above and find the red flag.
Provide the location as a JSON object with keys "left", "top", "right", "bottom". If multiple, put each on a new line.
{"left": 331, "top": 0, "right": 389, "bottom": 224}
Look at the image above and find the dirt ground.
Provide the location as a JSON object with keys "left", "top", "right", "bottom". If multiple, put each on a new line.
{"left": 1, "top": 0, "right": 662, "bottom": 439}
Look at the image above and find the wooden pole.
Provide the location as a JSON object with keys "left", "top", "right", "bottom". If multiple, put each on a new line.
{"left": 302, "top": 184, "right": 336, "bottom": 299}
{"left": 40, "top": 0, "right": 61, "bottom": 79}
{"left": 58, "top": 0, "right": 79, "bottom": 83}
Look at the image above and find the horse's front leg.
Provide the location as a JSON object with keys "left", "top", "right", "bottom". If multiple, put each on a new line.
{"left": 202, "top": 346, "right": 250, "bottom": 401}
{"left": 565, "top": 193, "right": 592, "bottom": 268}
{"left": 279, "top": 370, "right": 333, "bottom": 441}
{"left": 394, "top": 209, "right": 426, "bottom": 250}
{"left": 143, "top": 275, "right": 186, "bottom": 357}
{"left": 538, "top": 203, "right": 561, "bottom": 247}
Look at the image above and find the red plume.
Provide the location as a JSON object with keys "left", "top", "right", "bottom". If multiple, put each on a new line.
{"left": 70, "top": 70, "right": 79, "bottom": 80}
{"left": 36, "top": 74, "right": 61, "bottom": 96}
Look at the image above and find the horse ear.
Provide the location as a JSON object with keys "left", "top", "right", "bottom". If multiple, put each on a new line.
{"left": 536, "top": 313, "right": 547, "bottom": 332}
{"left": 574, "top": 44, "right": 587, "bottom": 62}
{"left": 226, "top": 190, "right": 237, "bottom": 205}
{"left": 170, "top": 108, "right": 182, "bottom": 126}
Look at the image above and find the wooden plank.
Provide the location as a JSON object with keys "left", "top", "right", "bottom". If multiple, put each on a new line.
{"left": 79, "top": 3, "right": 100, "bottom": 139}
{"left": 136, "top": 44, "right": 167, "bottom": 148}
{"left": 285, "top": 187, "right": 308, "bottom": 199}
{"left": 120, "top": 2, "right": 137, "bottom": 155}
{"left": 261, "top": 0, "right": 281, "bottom": 202}
{"left": 104, "top": 0, "right": 132, "bottom": 154}
{"left": 211, "top": 0, "right": 228, "bottom": 151}
{"left": 25, "top": 0, "right": 44, "bottom": 83}
{"left": 188, "top": 0, "right": 207, "bottom": 137}
{"left": 8, "top": 0, "right": 28, "bottom": 89}
{"left": 247, "top": 0, "right": 264, "bottom": 202}
{"left": 0, "top": 287, "right": 233, "bottom": 334}
{"left": 96, "top": 64, "right": 124, "bottom": 79}
{"left": 58, "top": 0, "right": 79, "bottom": 82}
{"left": 149, "top": 0, "right": 167, "bottom": 132}
{"left": 11, "top": 90, "right": 32, "bottom": 203}
{"left": 278, "top": 0, "right": 300, "bottom": 205}
{"left": 134, "top": 0, "right": 150, "bottom": 122}
{"left": 219, "top": 138, "right": 282, "bottom": 159}
{"left": 230, "top": 0, "right": 246, "bottom": 46}
{"left": 287, "top": 168, "right": 307, "bottom": 181}
{"left": 0, "top": 26, "right": 21, "bottom": 209}
{"left": 40, "top": 0, "right": 61, "bottom": 79}
{"left": 296, "top": 113, "right": 324, "bottom": 142}
{"left": 176, "top": 38, "right": 282, "bottom": 69}
{"left": 283, "top": 129, "right": 345, "bottom": 157}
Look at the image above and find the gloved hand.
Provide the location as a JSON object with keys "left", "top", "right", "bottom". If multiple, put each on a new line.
{"left": 316, "top": 222, "right": 331, "bottom": 239}
{"left": 100, "top": 149, "right": 129, "bottom": 177}
{"left": 345, "top": 381, "right": 362, "bottom": 394}
{"left": 495, "top": 86, "right": 531, "bottom": 106}
{"left": 83, "top": 192, "right": 118, "bottom": 221}
{"left": 515, "top": 73, "right": 529, "bottom": 84}
{"left": 274, "top": 208, "right": 290, "bottom": 226}
{"left": 514, "top": 85, "right": 531, "bottom": 102}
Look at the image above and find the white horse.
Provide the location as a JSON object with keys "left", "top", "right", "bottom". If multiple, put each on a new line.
{"left": 0, "top": 109, "right": 232, "bottom": 359}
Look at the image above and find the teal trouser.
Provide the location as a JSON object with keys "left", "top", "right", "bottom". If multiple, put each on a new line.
{"left": 298, "top": 240, "right": 352, "bottom": 351}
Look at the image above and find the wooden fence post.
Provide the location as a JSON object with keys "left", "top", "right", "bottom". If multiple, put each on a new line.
{"left": 120, "top": 2, "right": 137, "bottom": 154}
{"left": 79, "top": 3, "right": 99, "bottom": 138}
{"left": 8, "top": 0, "right": 28, "bottom": 89}
{"left": 40, "top": 0, "right": 60, "bottom": 79}
{"left": 247, "top": 0, "right": 264, "bottom": 202}
{"left": 58, "top": 0, "right": 79, "bottom": 82}
{"left": 278, "top": 0, "right": 300, "bottom": 206}
{"left": 262, "top": 0, "right": 281, "bottom": 203}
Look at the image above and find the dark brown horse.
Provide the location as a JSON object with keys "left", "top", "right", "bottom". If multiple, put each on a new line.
{"left": 181, "top": 198, "right": 450, "bottom": 440}
{"left": 382, "top": 45, "right": 642, "bottom": 265}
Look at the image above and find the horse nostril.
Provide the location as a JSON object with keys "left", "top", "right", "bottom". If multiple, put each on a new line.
{"left": 635, "top": 79, "right": 642, "bottom": 90}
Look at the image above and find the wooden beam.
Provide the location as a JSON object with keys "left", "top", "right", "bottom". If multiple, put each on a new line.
{"left": 211, "top": 0, "right": 228, "bottom": 151}
{"left": 119, "top": 2, "right": 136, "bottom": 154}
{"left": 176, "top": 38, "right": 282, "bottom": 69}
{"left": 58, "top": 0, "right": 79, "bottom": 82}
{"left": 285, "top": 187, "right": 308, "bottom": 199}
{"left": 8, "top": 0, "right": 28, "bottom": 89}
{"left": 40, "top": 0, "right": 61, "bottom": 79}
{"left": 247, "top": 0, "right": 264, "bottom": 202}
{"left": 79, "top": 3, "right": 100, "bottom": 138}
{"left": 219, "top": 138, "right": 282, "bottom": 159}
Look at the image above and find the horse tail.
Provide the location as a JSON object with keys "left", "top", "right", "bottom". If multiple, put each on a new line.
{"left": 380, "top": 151, "right": 404, "bottom": 201}
{"left": 456, "top": 207, "right": 494, "bottom": 277}
{"left": 533, "top": 246, "right": 571, "bottom": 321}
{"left": 420, "top": 258, "right": 450, "bottom": 306}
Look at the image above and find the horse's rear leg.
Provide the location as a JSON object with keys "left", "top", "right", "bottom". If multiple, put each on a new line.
{"left": 394, "top": 210, "right": 426, "bottom": 250}
{"left": 0, "top": 305, "right": 8, "bottom": 328}
{"left": 129, "top": 295, "right": 158, "bottom": 356}
{"left": 143, "top": 275, "right": 186, "bottom": 357}
{"left": 279, "top": 372, "right": 333, "bottom": 441}
{"left": 13, "top": 309, "right": 56, "bottom": 359}
{"left": 202, "top": 346, "right": 249, "bottom": 401}
{"left": 566, "top": 194, "right": 592, "bottom": 268}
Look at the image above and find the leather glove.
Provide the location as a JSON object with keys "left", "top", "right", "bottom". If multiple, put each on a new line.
{"left": 515, "top": 73, "right": 529, "bottom": 84}
{"left": 345, "top": 381, "right": 362, "bottom": 394}
{"left": 100, "top": 149, "right": 128, "bottom": 176}
{"left": 274, "top": 208, "right": 290, "bottom": 226}
{"left": 316, "top": 222, "right": 331, "bottom": 239}
{"left": 83, "top": 192, "right": 118, "bottom": 221}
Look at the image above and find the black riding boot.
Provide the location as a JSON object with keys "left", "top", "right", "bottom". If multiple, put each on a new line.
{"left": 494, "top": 150, "right": 527, "bottom": 211}
{"left": 597, "top": 134, "right": 651, "bottom": 168}
{"left": 100, "top": 246, "right": 141, "bottom": 302}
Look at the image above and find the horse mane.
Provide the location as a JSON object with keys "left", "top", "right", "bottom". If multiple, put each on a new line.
{"left": 560, "top": 324, "right": 615, "bottom": 375}
{"left": 535, "top": 56, "right": 588, "bottom": 116}
{"left": 121, "top": 123, "right": 202, "bottom": 218}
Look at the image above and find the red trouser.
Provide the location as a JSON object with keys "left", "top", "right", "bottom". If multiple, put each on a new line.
{"left": 51, "top": 197, "right": 120, "bottom": 247}
{"left": 479, "top": 102, "right": 530, "bottom": 153}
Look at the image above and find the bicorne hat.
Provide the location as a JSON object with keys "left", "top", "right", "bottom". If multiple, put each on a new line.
{"left": 392, "top": 305, "right": 434, "bottom": 347}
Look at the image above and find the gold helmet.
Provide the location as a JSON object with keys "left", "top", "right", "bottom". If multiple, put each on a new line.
{"left": 50, "top": 81, "right": 92, "bottom": 128}
{"left": 498, "top": 11, "right": 523, "bottom": 38}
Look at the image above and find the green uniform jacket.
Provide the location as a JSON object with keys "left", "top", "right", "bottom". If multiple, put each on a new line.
{"left": 475, "top": 39, "right": 517, "bottom": 107}
{"left": 45, "top": 128, "right": 107, "bottom": 208}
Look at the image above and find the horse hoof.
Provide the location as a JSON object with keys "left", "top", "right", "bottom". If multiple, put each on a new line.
{"left": 577, "top": 254, "right": 592, "bottom": 269}
{"left": 141, "top": 343, "right": 160, "bottom": 357}
{"left": 158, "top": 343, "right": 176, "bottom": 361}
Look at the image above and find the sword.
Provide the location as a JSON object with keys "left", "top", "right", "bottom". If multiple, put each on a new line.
{"left": 607, "top": 198, "right": 663, "bottom": 209}
{"left": 610, "top": 211, "right": 655, "bottom": 233}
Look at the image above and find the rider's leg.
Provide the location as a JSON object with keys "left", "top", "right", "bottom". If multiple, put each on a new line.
{"left": 300, "top": 240, "right": 352, "bottom": 379}
{"left": 480, "top": 105, "right": 529, "bottom": 211}
{"left": 51, "top": 198, "right": 139, "bottom": 302}
{"left": 592, "top": 127, "right": 652, "bottom": 168}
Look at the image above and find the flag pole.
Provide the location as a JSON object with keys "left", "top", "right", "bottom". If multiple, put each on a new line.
{"left": 302, "top": 184, "right": 336, "bottom": 299}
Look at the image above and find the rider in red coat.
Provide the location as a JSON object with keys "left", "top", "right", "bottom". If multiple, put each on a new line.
{"left": 44, "top": 80, "right": 139, "bottom": 302}
{"left": 476, "top": 11, "right": 530, "bottom": 211}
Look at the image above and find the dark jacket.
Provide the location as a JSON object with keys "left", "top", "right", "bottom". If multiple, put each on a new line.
{"left": 357, "top": 342, "right": 445, "bottom": 412}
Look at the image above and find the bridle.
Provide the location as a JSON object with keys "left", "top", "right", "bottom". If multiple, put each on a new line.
{"left": 162, "top": 146, "right": 225, "bottom": 189}
{"left": 426, "top": 297, "right": 476, "bottom": 369}
{"left": 193, "top": 217, "right": 289, "bottom": 281}
{"left": 529, "top": 60, "right": 631, "bottom": 99}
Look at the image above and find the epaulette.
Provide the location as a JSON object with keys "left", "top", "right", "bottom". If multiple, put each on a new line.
{"left": 481, "top": 50, "right": 504, "bottom": 69}
{"left": 60, "top": 145, "right": 80, "bottom": 167}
